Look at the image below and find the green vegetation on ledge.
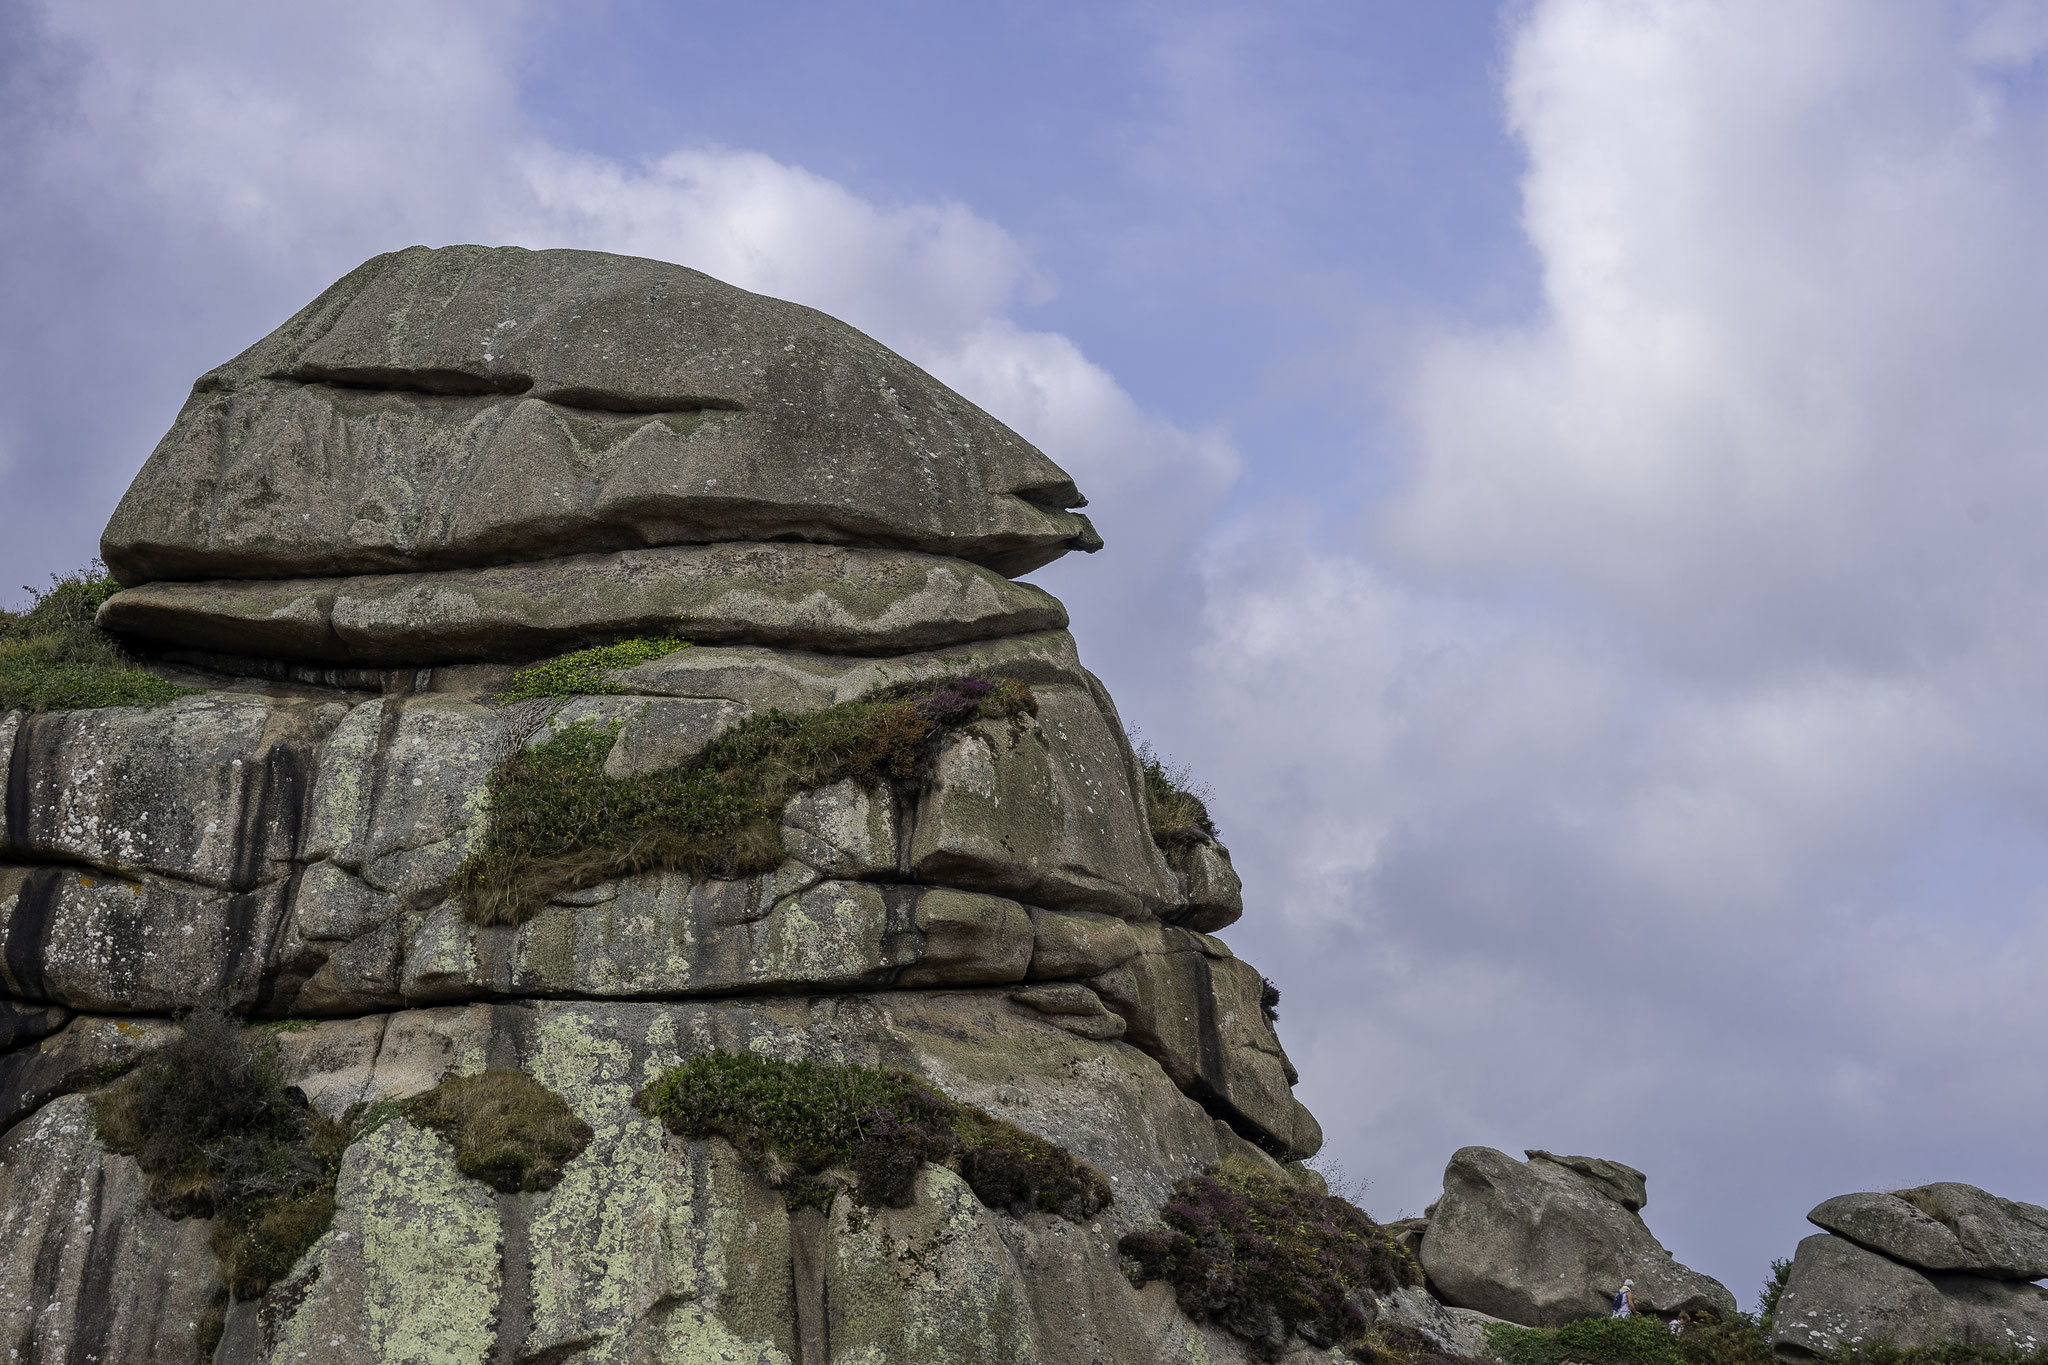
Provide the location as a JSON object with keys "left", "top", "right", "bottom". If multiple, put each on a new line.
{"left": 405, "top": 1069, "right": 594, "bottom": 1193}
{"left": 89, "top": 1005, "right": 347, "bottom": 1302}
{"left": 0, "top": 563, "right": 196, "bottom": 712}
{"left": 635, "top": 1050, "right": 1112, "bottom": 1221}
{"left": 1135, "top": 738, "right": 1219, "bottom": 851}
{"left": 1117, "top": 1154, "right": 1420, "bottom": 1362}
{"left": 457, "top": 673, "right": 1035, "bottom": 925}
{"left": 493, "top": 635, "right": 691, "bottom": 703}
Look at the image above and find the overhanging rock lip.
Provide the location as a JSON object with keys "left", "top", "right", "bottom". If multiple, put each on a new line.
{"left": 97, "top": 542, "right": 1071, "bottom": 666}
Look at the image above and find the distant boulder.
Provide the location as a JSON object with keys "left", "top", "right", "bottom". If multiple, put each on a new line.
{"left": 1416, "top": 1146, "right": 1735, "bottom": 1327}
{"left": 1771, "top": 1232, "right": 2048, "bottom": 1359}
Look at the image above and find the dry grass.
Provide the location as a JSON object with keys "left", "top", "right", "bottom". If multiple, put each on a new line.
{"left": 405, "top": 1070, "right": 594, "bottom": 1193}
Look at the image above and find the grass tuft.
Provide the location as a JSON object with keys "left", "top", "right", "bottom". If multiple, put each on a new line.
{"left": 0, "top": 562, "right": 196, "bottom": 713}
{"left": 1118, "top": 1159, "right": 1420, "bottom": 1361}
{"left": 634, "top": 1050, "right": 1111, "bottom": 1221}
{"left": 1134, "top": 739, "right": 1219, "bottom": 849}
{"left": 493, "top": 636, "right": 692, "bottom": 703}
{"left": 89, "top": 1004, "right": 346, "bottom": 1300}
{"left": 457, "top": 674, "right": 1035, "bottom": 925}
{"left": 404, "top": 1069, "right": 594, "bottom": 1193}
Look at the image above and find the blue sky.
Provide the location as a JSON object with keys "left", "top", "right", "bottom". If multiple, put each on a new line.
{"left": 7, "top": 0, "right": 2048, "bottom": 1309}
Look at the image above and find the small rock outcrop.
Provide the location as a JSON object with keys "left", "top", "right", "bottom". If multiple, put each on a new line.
{"left": 1771, "top": 1185, "right": 2048, "bottom": 1358}
{"left": 0, "top": 247, "right": 1349, "bottom": 1365}
{"left": 1415, "top": 1146, "right": 1736, "bottom": 1328}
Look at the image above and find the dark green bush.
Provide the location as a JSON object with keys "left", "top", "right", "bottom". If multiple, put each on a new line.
{"left": 0, "top": 563, "right": 195, "bottom": 712}
{"left": 458, "top": 674, "right": 1035, "bottom": 924}
{"left": 634, "top": 1050, "right": 1110, "bottom": 1221}
{"left": 404, "top": 1069, "right": 594, "bottom": 1192}
{"left": 1758, "top": 1257, "right": 1791, "bottom": 1335}
{"left": 493, "top": 635, "right": 691, "bottom": 703}
{"left": 1118, "top": 1161, "right": 1420, "bottom": 1361}
{"left": 1484, "top": 1315, "right": 1684, "bottom": 1365}
{"left": 90, "top": 1004, "right": 345, "bottom": 1299}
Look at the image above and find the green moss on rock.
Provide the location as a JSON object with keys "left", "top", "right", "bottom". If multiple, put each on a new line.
{"left": 1118, "top": 1158, "right": 1420, "bottom": 1361}
{"left": 634, "top": 1050, "right": 1111, "bottom": 1222}
{"left": 458, "top": 673, "right": 1035, "bottom": 924}
{"left": 494, "top": 635, "right": 692, "bottom": 703}
{"left": 404, "top": 1068, "right": 594, "bottom": 1193}
{"left": 0, "top": 564, "right": 196, "bottom": 712}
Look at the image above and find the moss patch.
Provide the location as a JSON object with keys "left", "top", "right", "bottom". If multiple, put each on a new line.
{"left": 635, "top": 1050, "right": 1111, "bottom": 1221}
{"left": 90, "top": 1005, "right": 346, "bottom": 1300}
{"left": 0, "top": 564, "right": 196, "bottom": 712}
{"left": 458, "top": 673, "right": 1035, "bottom": 925}
{"left": 493, "top": 635, "right": 691, "bottom": 703}
{"left": 1117, "top": 1158, "right": 1420, "bottom": 1361}
{"left": 404, "top": 1069, "right": 594, "bottom": 1193}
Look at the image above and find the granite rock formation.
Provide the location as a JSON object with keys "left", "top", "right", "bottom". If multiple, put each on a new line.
{"left": 0, "top": 247, "right": 1368, "bottom": 1365}
{"left": 1771, "top": 1186, "right": 2048, "bottom": 1359}
{"left": 1414, "top": 1146, "right": 1736, "bottom": 1328}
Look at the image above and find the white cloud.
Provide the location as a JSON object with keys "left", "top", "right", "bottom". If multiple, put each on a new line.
{"left": 1, "top": 0, "right": 1234, "bottom": 614}
{"left": 1191, "top": 0, "right": 2048, "bottom": 1291}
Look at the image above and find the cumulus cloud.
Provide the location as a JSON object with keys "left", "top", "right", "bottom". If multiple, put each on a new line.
{"left": 0, "top": 0, "right": 1233, "bottom": 619}
{"left": 1196, "top": 0, "right": 2048, "bottom": 1292}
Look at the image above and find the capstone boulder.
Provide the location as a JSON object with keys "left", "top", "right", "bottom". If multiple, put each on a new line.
{"left": 1417, "top": 1145, "right": 1735, "bottom": 1327}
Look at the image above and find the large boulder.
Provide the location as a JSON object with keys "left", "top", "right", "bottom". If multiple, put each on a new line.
{"left": 0, "top": 248, "right": 1345, "bottom": 1365}
{"left": 1417, "top": 1146, "right": 1735, "bottom": 1327}
{"left": 1771, "top": 1233, "right": 2048, "bottom": 1359}
{"left": 101, "top": 245, "right": 1098, "bottom": 585}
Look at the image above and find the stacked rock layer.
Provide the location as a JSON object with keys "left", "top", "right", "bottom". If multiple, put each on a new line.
{"left": 1772, "top": 1184, "right": 2048, "bottom": 1357}
{"left": 0, "top": 248, "right": 1333, "bottom": 1365}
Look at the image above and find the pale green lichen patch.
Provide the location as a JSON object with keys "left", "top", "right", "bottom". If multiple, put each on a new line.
{"left": 520, "top": 1010, "right": 799, "bottom": 1362}
{"left": 355, "top": 1119, "right": 503, "bottom": 1365}
{"left": 825, "top": 1164, "right": 1037, "bottom": 1363}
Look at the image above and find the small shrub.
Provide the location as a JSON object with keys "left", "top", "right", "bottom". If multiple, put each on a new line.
{"left": 90, "top": 1004, "right": 345, "bottom": 1299}
{"left": 458, "top": 674, "right": 1035, "bottom": 924}
{"left": 1134, "top": 739, "right": 1219, "bottom": 850}
{"left": 493, "top": 635, "right": 692, "bottom": 703}
{"left": 0, "top": 563, "right": 195, "bottom": 712}
{"left": 404, "top": 1069, "right": 594, "bottom": 1193}
{"left": 1484, "top": 1316, "right": 1684, "bottom": 1365}
{"left": 1758, "top": 1256, "right": 1791, "bottom": 1335}
{"left": 1118, "top": 1161, "right": 1419, "bottom": 1361}
{"left": 634, "top": 1051, "right": 1109, "bottom": 1222}
{"left": 1675, "top": 1314, "right": 1775, "bottom": 1365}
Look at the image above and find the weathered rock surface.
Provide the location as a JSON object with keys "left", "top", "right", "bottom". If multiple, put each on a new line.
{"left": 102, "top": 245, "right": 1099, "bottom": 585}
{"left": 0, "top": 1095, "right": 219, "bottom": 1365}
{"left": 1526, "top": 1149, "right": 1648, "bottom": 1213}
{"left": 1418, "top": 1145, "right": 1735, "bottom": 1327}
{"left": 1808, "top": 1186, "right": 2048, "bottom": 1281}
{"left": 100, "top": 542, "right": 1070, "bottom": 664}
{"left": 3, "top": 246, "right": 1346, "bottom": 1364}
{"left": 1771, "top": 1232, "right": 2048, "bottom": 1359}
{"left": 0, "top": 997, "right": 1328, "bottom": 1365}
